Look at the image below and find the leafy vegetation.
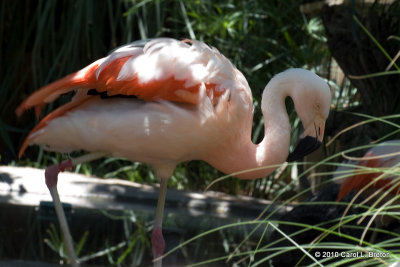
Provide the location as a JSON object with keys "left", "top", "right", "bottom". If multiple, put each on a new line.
{"left": 1, "top": 0, "right": 400, "bottom": 266}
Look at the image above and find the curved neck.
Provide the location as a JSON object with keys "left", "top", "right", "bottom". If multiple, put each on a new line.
{"left": 209, "top": 80, "right": 292, "bottom": 179}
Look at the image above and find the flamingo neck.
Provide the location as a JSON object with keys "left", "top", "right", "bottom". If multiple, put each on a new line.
{"left": 211, "top": 80, "right": 292, "bottom": 180}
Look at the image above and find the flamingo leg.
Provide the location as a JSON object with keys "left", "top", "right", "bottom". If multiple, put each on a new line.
{"left": 44, "top": 152, "right": 107, "bottom": 267}
{"left": 152, "top": 177, "right": 168, "bottom": 267}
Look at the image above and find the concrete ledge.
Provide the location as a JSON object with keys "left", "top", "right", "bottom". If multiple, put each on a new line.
{"left": 0, "top": 166, "right": 291, "bottom": 221}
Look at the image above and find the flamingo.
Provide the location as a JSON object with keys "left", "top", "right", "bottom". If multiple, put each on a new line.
{"left": 16, "top": 38, "right": 331, "bottom": 266}
{"left": 335, "top": 140, "right": 400, "bottom": 202}
{"left": 334, "top": 140, "right": 400, "bottom": 245}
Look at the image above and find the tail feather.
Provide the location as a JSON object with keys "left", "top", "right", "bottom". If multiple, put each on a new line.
{"left": 16, "top": 60, "right": 101, "bottom": 118}
{"left": 16, "top": 59, "right": 103, "bottom": 158}
{"left": 18, "top": 92, "right": 93, "bottom": 158}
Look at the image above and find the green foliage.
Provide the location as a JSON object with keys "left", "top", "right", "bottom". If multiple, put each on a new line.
{"left": 42, "top": 210, "right": 151, "bottom": 266}
{"left": 44, "top": 224, "right": 89, "bottom": 260}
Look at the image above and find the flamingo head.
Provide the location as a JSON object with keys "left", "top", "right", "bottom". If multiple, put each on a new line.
{"left": 285, "top": 69, "right": 331, "bottom": 162}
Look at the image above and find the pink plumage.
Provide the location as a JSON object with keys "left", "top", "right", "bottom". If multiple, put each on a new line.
{"left": 17, "top": 38, "right": 331, "bottom": 266}
{"left": 17, "top": 38, "right": 331, "bottom": 179}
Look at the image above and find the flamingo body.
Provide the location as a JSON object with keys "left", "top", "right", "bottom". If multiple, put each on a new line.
{"left": 17, "top": 38, "right": 331, "bottom": 265}
{"left": 18, "top": 38, "right": 331, "bottom": 179}
{"left": 30, "top": 93, "right": 249, "bottom": 178}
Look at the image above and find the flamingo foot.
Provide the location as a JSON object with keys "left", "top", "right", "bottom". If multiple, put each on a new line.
{"left": 151, "top": 226, "right": 165, "bottom": 259}
{"left": 45, "top": 159, "right": 73, "bottom": 189}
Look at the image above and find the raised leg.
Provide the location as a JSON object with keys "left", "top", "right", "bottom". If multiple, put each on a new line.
{"left": 152, "top": 177, "right": 169, "bottom": 267}
{"left": 45, "top": 152, "right": 107, "bottom": 267}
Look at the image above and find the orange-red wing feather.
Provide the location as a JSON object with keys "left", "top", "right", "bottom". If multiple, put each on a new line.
{"left": 336, "top": 152, "right": 379, "bottom": 201}
{"left": 336, "top": 151, "right": 392, "bottom": 201}
{"left": 16, "top": 62, "right": 100, "bottom": 118}
{"left": 93, "top": 56, "right": 220, "bottom": 103}
{"left": 17, "top": 54, "right": 222, "bottom": 116}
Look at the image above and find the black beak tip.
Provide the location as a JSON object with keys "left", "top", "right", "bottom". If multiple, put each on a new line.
{"left": 286, "top": 136, "right": 321, "bottom": 162}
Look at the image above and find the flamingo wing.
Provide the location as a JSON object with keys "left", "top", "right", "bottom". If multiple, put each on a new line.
{"left": 17, "top": 38, "right": 234, "bottom": 116}
{"left": 16, "top": 38, "right": 245, "bottom": 157}
{"left": 336, "top": 150, "right": 399, "bottom": 201}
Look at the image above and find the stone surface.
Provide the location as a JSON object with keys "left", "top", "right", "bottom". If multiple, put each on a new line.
{"left": 0, "top": 166, "right": 291, "bottom": 220}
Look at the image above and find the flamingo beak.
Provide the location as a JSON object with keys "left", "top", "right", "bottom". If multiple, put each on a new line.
{"left": 286, "top": 114, "right": 325, "bottom": 162}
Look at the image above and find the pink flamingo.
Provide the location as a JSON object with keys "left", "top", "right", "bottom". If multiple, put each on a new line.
{"left": 336, "top": 140, "right": 400, "bottom": 202}
{"left": 16, "top": 38, "right": 331, "bottom": 266}
{"left": 335, "top": 140, "right": 400, "bottom": 244}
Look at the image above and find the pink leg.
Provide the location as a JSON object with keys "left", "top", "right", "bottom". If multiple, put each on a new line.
{"left": 152, "top": 177, "right": 168, "bottom": 267}
{"left": 45, "top": 159, "right": 79, "bottom": 267}
{"left": 43, "top": 152, "right": 107, "bottom": 267}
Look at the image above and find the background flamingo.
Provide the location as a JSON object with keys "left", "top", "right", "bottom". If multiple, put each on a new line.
{"left": 331, "top": 139, "right": 400, "bottom": 247}
{"left": 16, "top": 38, "right": 331, "bottom": 266}
{"left": 335, "top": 140, "right": 400, "bottom": 234}
{"left": 335, "top": 140, "right": 400, "bottom": 203}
